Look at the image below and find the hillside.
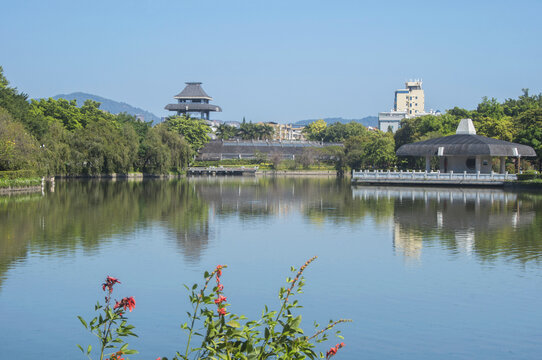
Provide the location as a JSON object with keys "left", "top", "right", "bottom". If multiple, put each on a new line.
{"left": 294, "top": 116, "right": 378, "bottom": 128}
{"left": 50, "top": 92, "right": 161, "bottom": 123}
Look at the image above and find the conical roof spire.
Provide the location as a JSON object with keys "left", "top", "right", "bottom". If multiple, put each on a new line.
{"left": 456, "top": 119, "right": 477, "bottom": 135}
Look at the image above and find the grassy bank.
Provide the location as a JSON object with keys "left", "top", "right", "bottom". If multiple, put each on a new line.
{"left": 0, "top": 177, "right": 41, "bottom": 189}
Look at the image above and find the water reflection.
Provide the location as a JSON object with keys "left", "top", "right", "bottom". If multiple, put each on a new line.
{"left": 2, "top": 179, "right": 542, "bottom": 291}
{"left": 352, "top": 186, "right": 541, "bottom": 263}
{"left": 0, "top": 180, "right": 211, "bottom": 289}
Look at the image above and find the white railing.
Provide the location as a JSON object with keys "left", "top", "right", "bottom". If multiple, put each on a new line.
{"left": 352, "top": 170, "right": 516, "bottom": 182}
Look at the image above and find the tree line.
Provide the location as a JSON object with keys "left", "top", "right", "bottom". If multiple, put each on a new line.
{"left": 0, "top": 67, "right": 212, "bottom": 175}
{"left": 215, "top": 119, "right": 274, "bottom": 140}
{"left": 2, "top": 63, "right": 541, "bottom": 175}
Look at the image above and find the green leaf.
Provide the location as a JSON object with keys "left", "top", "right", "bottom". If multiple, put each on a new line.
{"left": 86, "top": 344, "right": 92, "bottom": 355}
{"left": 123, "top": 349, "right": 138, "bottom": 354}
{"left": 291, "top": 315, "right": 302, "bottom": 329}
{"left": 77, "top": 316, "right": 88, "bottom": 329}
{"left": 77, "top": 344, "right": 84, "bottom": 353}
{"left": 226, "top": 320, "right": 241, "bottom": 328}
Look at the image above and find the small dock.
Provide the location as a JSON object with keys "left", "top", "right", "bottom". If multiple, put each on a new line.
{"left": 352, "top": 170, "right": 517, "bottom": 186}
{"left": 187, "top": 167, "right": 258, "bottom": 176}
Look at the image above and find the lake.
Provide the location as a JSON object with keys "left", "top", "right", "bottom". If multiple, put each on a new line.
{"left": 0, "top": 177, "right": 541, "bottom": 359}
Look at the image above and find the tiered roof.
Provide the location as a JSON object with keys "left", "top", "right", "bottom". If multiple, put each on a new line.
{"left": 174, "top": 82, "right": 212, "bottom": 100}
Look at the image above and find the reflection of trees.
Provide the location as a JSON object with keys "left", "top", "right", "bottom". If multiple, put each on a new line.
{"left": 192, "top": 177, "right": 394, "bottom": 225}
{"left": 3, "top": 179, "right": 542, "bottom": 291}
{"left": 0, "top": 180, "right": 210, "bottom": 289}
{"left": 352, "top": 186, "right": 542, "bottom": 264}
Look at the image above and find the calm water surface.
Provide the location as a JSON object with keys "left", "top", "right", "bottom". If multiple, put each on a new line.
{"left": 0, "top": 178, "right": 541, "bottom": 359}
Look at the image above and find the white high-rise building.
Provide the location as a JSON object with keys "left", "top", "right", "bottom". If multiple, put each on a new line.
{"left": 394, "top": 81, "right": 425, "bottom": 115}
{"left": 379, "top": 80, "right": 434, "bottom": 133}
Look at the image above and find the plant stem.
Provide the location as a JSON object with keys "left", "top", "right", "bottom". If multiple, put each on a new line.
{"left": 184, "top": 268, "right": 221, "bottom": 359}
{"left": 257, "top": 256, "right": 317, "bottom": 360}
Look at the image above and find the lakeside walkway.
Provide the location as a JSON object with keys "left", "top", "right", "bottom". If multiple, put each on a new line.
{"left": 352, "top": 170, "right": 517, "bottom": 186}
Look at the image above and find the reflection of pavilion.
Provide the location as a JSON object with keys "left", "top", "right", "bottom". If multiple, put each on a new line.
{"left": 175, "top": 223, "right": 210, "bottom": 263}
{"left": 352, "top": 187, "right": 535, "bottom": 259}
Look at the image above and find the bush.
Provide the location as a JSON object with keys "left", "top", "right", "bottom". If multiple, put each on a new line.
{"left": 517, "top": 170, "right": 540, "bottom": 181}
{"left": 0, "top": 169, "right": 37, "bottom": 180}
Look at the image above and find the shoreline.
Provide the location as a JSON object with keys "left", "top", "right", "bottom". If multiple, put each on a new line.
{"left": 0, "top": 185, "right": 42, "bottom": 195}
{"left": 257, "top": 170, "right": 339, "bottom": 176}
{"left": 54, "top": 173, "right": 184, "bottom": 179}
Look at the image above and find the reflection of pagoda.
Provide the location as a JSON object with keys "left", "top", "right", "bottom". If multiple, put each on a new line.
{"left": 165, "top": 82, "right": 222, "bottom": 120}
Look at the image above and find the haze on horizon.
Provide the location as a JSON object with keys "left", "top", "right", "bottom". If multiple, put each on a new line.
{"left": 1, "top": 0, "right": 541, "bottom": 123}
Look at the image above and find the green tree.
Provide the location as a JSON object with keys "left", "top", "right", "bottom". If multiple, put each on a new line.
{"left": 215, "top": 123, "right": 238, "bottom": 140}
{"left": 0, "top": 108, "right": 39, "bottom": 171}
{"left": 258, "top": 123, "right": 274, "bottom": 140}
{"left": 474, "top": 116, "right": 517, "bottom": 142}
{"left": 0, "top": 67, "right": 31, "bottom": 125}
{"left": 503, "top": 89, "right": 542, "bottom": 117}
{"left": 475, "top": 97, "right": 505, "bottom": 120}
{"left": 40, "top": 120, "right": 75, "bottom": 175}
{"left": 515, "top": 108, "right": 542, "bottom": 170}
{"left": 323, "top": 121, "right": 368, "bottom": 142}
{"left": 156, "top": 124, "right": 191, "bottom": 171}
{"left": 138, "top": 127, "right": 171, "bottom": 174}
{"left": 303, "top": 119, "right": 327, "bottom": 142}
{"left": 30, "top": 98, "right": 85, "bottom": 131}
{"left": 344, "top": 132, "right": 396, "bottom": 170}
{"left": 166, "top": 115, "right": 210, "bottom": 151}
{"left": 363, "top": 132, "right": 396, "bottom": 169}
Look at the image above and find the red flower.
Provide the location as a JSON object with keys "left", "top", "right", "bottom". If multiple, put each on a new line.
{"left": 216, "top": 265, "right": 223, "bottom": 277}
{"left": 102, "top": 276, "right": 121, "bottom": 293}
{"left": 214, "top": 295, "right": 227, "bottom": 304}
{"left": 217, "top": 284, "right": 224, "bottom": 291}
{"left": 217, "top": 307, "right": 227, "bottom": 316}
{"left": 326, "top": 343, "right": 345, "bottom": 359}
{"left": 108, "top": 350, "right": 125, "bottom": 360}
{"left": 114, "top": 296, "right": 136, "bottom": 312}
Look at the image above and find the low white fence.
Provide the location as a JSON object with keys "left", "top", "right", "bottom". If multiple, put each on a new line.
{"left": 352, "top": 170, "right": 516, "bottom": 182}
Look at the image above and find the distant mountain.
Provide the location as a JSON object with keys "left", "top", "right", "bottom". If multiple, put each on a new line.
{"left": 294, "top": 116, "right": 378, "bottom": 128}
{"left": 50, "top": 92, "right": 161, "bottom": 123}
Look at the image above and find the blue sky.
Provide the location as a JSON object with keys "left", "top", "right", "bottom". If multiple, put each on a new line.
{"left": 1, "top": 0, "right": 541, "bottom": 123}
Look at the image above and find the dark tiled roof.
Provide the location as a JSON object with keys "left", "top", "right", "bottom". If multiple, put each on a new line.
{"left": 198, "top": 140, "right": 342, "bottom": 157}
{"left": 397, "top": 134, "right": 536, "bottom": 157}
{"left": 165, "top": 103, "right": 222, "bottom": 112}
{"left": 174, "top": 82, "right": 212, "bottom": 100}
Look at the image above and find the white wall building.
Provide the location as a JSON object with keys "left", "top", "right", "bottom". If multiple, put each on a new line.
{"left": 379, "top": 80, "right": 437, "bottom": 133}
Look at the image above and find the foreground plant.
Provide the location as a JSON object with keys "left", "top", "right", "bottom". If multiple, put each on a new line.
{"left": 79, "top": 257, "right": 350, "bottom": 359}
{"left": 77, "top": 276, "right": 138, "bottom": 360}
{"left": 174, "top": 256, "right": 351, "bottom": 360}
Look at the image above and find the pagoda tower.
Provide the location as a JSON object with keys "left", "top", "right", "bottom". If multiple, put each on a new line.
{"left": 165, "top": 82, "right": 222, "bottom": 120}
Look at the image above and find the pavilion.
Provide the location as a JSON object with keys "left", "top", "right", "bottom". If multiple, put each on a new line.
{"left": 352, "top": 119, "right": 536, "bottom": 185}
{"left": 396, "top": 119, "right": 536, "bottom": 174}
{"left": 165, "top": 82, "right": 222, "bottom": 120}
